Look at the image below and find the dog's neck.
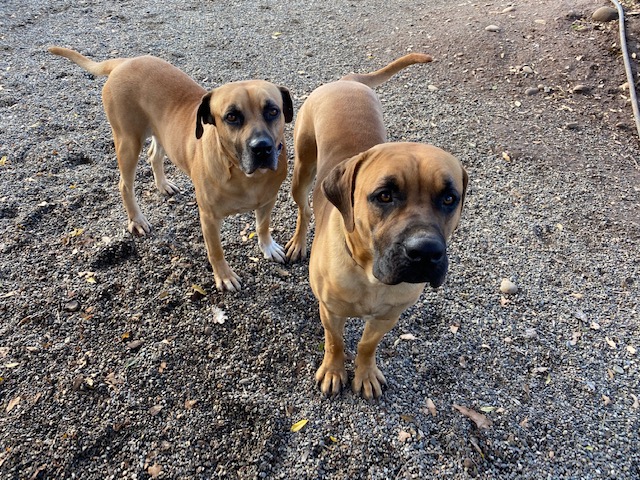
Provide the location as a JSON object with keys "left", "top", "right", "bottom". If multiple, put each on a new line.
{"left": 343, "top": 239, "right": 366, "bottom": 271}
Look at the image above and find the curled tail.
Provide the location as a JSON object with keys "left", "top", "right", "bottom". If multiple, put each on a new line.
{"left": 48, "top": 46, "right": 125, "bottom": 76}
{"left": 340, "top": 53, "right": 433, "bottom": 88}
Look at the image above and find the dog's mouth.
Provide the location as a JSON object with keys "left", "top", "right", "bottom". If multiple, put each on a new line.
{"left": 372, "top": 233, "right": 449, "bottom": 287}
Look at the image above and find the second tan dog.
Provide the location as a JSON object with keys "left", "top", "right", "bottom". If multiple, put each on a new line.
{"left": 49, "top": 46, "right": 293, "bottom": 291}
{"left": 286, "top": 54, "right": 468, "bottom": 399}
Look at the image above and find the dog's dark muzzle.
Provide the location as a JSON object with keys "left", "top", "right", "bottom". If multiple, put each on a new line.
{"left": 242, "top": 135, "right": 281, "bottom": 174}
{"left": 373, "top": 232, "right": 449, "bottom": 287}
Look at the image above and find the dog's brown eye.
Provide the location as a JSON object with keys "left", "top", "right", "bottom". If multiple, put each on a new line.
{"left": 225, "top": 113, "right": 238, "bottom": 123}
{"left": 267, "top": 108, "right": 279, "bottom": 117}
{"left": 442, "top": 194, "right": 455, "bottom": 206}
{"left": 377, "top": 191, "right": 392, "bottom": 203}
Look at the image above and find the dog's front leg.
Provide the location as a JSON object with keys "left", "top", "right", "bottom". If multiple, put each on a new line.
{"left": 315, "top": 303, "right": 348, "bottom": 396}
{"left": 255, "top": 199, "right": 286, "bottom": 263}
{"left": 198, "top": 210, "right": 241, "bottom": 292}
{"left": 353, "top": 317, "right": 398, "bottom": 399}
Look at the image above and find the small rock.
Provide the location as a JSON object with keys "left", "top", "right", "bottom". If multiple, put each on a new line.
{"left": 485, "top": 25, "right": 501, "bottom": 32}
{"left": 500, "top": 278, "right": 518, "bottom": 295}
{"left": 521, "top": 66, "right": 534, "bottom": 74}
{"left": 501, "top": 6, "right": 516, "bottom": 14}
{"left": 64, "top": 300, "right": 81, "bottom": 312}
{"left": 592, "top": 6, "right": 618, "bottom": 22}
{"left": 127, "top": 339, "right": 143, "bottom": 350}
{"left": 427, "top": 84, "right": 439, "bottom": 92}
{"left": 572, "top": 84, "right": 589, "bottom": 94}
{"left": 525, "top": 87, "right": 539, "bottom": 96}
{"left": 524, "top": 328, "right": 537, "bottom": 339}
{"left": 72, "top": 375, "right": 84, "bottom": 391}
{"left": 204, "top": 325, "right": 213, "bottom": 335}
{"left": 565, "top": 122, "right": 579, "bottom": 130}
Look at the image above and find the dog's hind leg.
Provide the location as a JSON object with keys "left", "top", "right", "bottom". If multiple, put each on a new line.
{"left": 113, "top": 133, "right": 151, "bottom": 236}
{"left": 255, "top": 198, "right": 286, "bottom": 263}
{"left": 285, "top": 119, "right": 317, "bottom": 261}
{"left": 148, "top": 136, "right": 180, "bottom": 195}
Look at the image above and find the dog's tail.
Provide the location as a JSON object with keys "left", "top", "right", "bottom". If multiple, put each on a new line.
{"left": 340, "top": 53, "right": 432, "bottom": 88}
{"left": 48, "top": 46, "right": 125, "bottom": 76}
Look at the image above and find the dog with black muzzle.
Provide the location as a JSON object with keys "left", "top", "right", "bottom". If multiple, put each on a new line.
{"left": 49, "top": 46, "right": 293, "bottom": 291}
{"left": 285, "top": 54, "right": 468, "bottom": 399}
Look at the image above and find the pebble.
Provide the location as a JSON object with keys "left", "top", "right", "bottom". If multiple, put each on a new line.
{"left": 427, "top": 84, "right": 439, "bottom": 92}
{"left": 485, "top": 25, "right": 501, "bottom": 32}
{"left": 521, "top": 66, "right": 533, "bottom": 74}
{"left": 500, "top": 278, "right": 518, "bottom": 295}
{"left": 127, "top": 339, "right": 143, "bottom": 350}
{"left": 64, "top": 300, "right": 81, "bottom": 312}
{"left": 525, "top": 87, "right": 539, "bottom": 96}
{"left": 565, "top": 122, "right": 579, "bottom": 130}
{"left": 572, "top": 84, "right": 589, "bottom": 94}
{"left": 592, "top": 6, "right": 618, "bottom": 22}
{"left": 501, "top": 6, "right": 516, "bottom": 14}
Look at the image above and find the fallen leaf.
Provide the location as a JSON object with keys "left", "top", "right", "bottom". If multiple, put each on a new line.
{"left": 147, "top": 463, "right": 162, "bottom": 479}
{"left": 400, "top": 414, "right": 416, "bottom": 423}
{"left": 121, "top": 331, "right": 131, "bottom": 341}
{"left": 69, "top": 228, "right": 84, "bottom": 238}
{"left": 0, "top": 156, "right": 7, "bottom": 166}
{"left": 211, "top": 306, "right": 227, "bottom": 325}
{"left": 631, "top": 394, "right": 639, "bottom": 409}
{"left": 627, "top": 345, "right": 637, "bottom": 355}
{"left": 158, "top": 361, "right": 167, "bottom": 373}
{"left": 4, "top": 362, "right": 18, "bottom": 368}
{"left": 480, "top": 406, "right": 497, "bottom": 413}
{"left": 184, "top": 399, "right": 198, "bottom": 410}
{"left": 449, "top": 324, "right": 459, "bottom": 334}
{"left": 590, "top": 321, "right": 601, "bottom": 330}
{"left": 532, "top": 366, "right": 549, "bottom": 375}
{"left": 6, "top": 396, "right": 21, "bottom": 413}
{"left": 605, "top": 337, "right": 617, "bottom": 349}
{"left": 453, "top": 404, "right": 493, "bottom": 429}
{"left": 328, "top": 435, "right": 338, "bottom": 443}
{"left": 248, "top": 231, "right": 257, "bottom": 239}
{"left": 501, "top": 151, "right": 511, "bottom": 162}
{"left": 399, "top": 333, "right": 416, "bottom": 341}
{"left": 398, "top": 430, "right": 411, "bottom": 442}
{"left": 290, "top": 419, "right": 308, "bottom": 432}
{"left": 519, "top": 416, "right": 529, "bottom": 428}
{"left": 426, "top": 398, "right": 437, "bottom": 417}
{"left": 148, "top": 405, "right": 163, "bottom": 416}
{"left": 602, "top": 395, "right": 612, "bottom": 406}
{"left": 191, "top": 284, "right": 207, "bottom": 295}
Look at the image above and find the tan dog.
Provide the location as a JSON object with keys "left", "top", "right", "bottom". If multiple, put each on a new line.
{"left": 49, "top": 46, "right": 293, "bottom": 291}
{"left": 286, "top": 54, "right": 468, "bottom": 399}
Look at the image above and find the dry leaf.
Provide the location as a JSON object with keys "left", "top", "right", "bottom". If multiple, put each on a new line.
{"left": 519, "top": 416, "right": 529, "bottom": 428}
{"left": 450, "top": 324, "right": 459, "bottom": 334}
{"left": 158, "top": 361, "right": 167, "bottom": 373}
{"left": 479, "top": 406, "right": 497, "bottom": 413}
{"left": 399, "top": 333, "right": 417, "bottom": 341}
{"left": 398, "top": 430, "right": 411, "bottom": 442}
{"left": 148, "top": 405, "right": 163, "bottom": 416}
{"left": 4, "top": 362, "right": 18, "bottom": 368}
{"left": 605, "top": 337, "right": 617, "bottom": 349}
{"left": 426, "top": 398, "right": 437, "bottom": 417}
{"left": 453, "top": 404, "right": 493, "bottom": 429}
{"left": 191, "top": 284, "right": 207, "bottom": 295}
{"left": 184, "top": 399, "right": 198, "bottom": 410}
{"left": 631, "top": 394, "right": 639, "bottom": 409}
{"left": 568, "top": 331, "right": 581, "bottom": 346}
{"left": 211, "top": 306, "right": 227, "bottom": 325}
{"left": 502, "top": 151, "right": 511, "bottom": 161}
{"left": 531, "top": 366, "right": 549, "bottom": 375}
{"left": 627, "top": 345, "right": 637, "bottom": 355}
{"left": 291, "top": 419, "right": 308, "bottom": 432}
{"left": 147, "top": 463, "right": 162, "bottom": 479}
{"left": 400, "top": 414, "right": 416, "bottom": 423}
{"left": 0, "top": 347, "right": 9, "bottom": 358}
{"left": 6, "top": 396, "right": 21, "bottom": 413}
{"left": 602, "top": 395, "right": 612, "bottom": 406}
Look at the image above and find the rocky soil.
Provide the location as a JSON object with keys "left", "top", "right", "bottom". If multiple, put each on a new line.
{"left": 1, "top": 0, "right": 639, "bottom": 479}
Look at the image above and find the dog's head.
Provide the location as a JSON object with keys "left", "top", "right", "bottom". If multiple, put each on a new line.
{"left": 322, "top": 142, "right": 468, "bottom": 288}
{"left": 195, "top": 80, "right": 293, "bottom": 175}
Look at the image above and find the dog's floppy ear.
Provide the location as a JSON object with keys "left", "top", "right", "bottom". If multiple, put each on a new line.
{"left": 195, "top": 92, "right": 214, "bottom": 139}
{"left": 460, "top": 165, "right": 469, "bottom": 211}
{"left": 321, "top": 152, "right": 367, "bottom": 233}
{"left": 278, "top": 86, "right": 294, "bottom": 123}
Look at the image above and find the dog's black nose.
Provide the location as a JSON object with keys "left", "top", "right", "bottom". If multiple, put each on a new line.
{"left": 249, "top": 137, "right": 274, "bottom": 158}
{"left": 403, "top": 236, "right": 446, "bottom": 264}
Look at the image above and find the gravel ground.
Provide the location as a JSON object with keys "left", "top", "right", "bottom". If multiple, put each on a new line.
{"left": 1, "top": 0, "right": 639, "bottom": 479}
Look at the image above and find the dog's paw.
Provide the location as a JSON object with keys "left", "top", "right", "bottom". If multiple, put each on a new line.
{"left": 214, "top": 269, "right": 242, "bottom": 292}
{"left": 353, "top": 365, "right": 387, "bottom": 400}
{"left": 128, "top": 216, "right": 151, "bottom": 236}
{"left": 284, "top": 237, "right": 307, "bottom": 262}
{"left": 259, "top": 239, "right": 286, "bottom": 263}
{"left": 315, "top": 363, "right": 347, "bottom": 397}
{"left": 157, "top": 180, "right": 180, "bottom": 196}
